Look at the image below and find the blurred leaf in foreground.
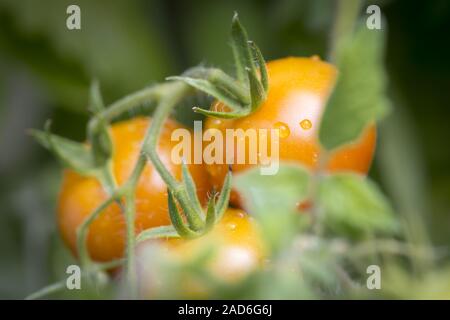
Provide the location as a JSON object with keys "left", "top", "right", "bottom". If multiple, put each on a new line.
{"left": 377, "top": 264, "right": 450, "bottom": 299}
{"left": 320, "top": 22, "right": 390, "bottom": 151}
{"left": 318, "top": 173, "right": 399, "bottom": 238}
{"left": 377, "top": 103, "right": 432, "bottom": 269}
{"left": 234, "top": 164, "right": 310, "bottom": 251}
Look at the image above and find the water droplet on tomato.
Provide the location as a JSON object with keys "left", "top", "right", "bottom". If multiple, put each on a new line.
{"left": 227, "top": 222, "right": 237, "bottom": 231}
{"left": 274, "top": 122, "right": 290, "bottom": 138}
{"left": 235, "top": 211, "right": 245, "bottom": 219}
{"left": 311, "top": 55, "right": 320, "bottom": 61}
{"left": 300, "top": 119, "right": 312, "bottom": 130}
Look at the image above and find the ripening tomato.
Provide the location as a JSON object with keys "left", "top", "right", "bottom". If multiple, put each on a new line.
{"left": 58, "top": 117, "right": 211, "bottom": 263}
{"left": 137, "top": 208, "right": 265, "bottom": 298}
{"left": 168, "top": 208, "right": 265, "bottom": 280}
{"left": 205, "top": 57, "right": 376, "bottom": 206}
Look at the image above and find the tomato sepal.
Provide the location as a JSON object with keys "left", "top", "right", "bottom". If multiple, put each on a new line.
{"left": 136, "top": 225, "right": 181, "bottom": 243}
{"left": 167, "top": 14, "right": 268, "bottom": 120}
{"left": 192, "top": 106, "right": 250, "bottom": 119}
{"left": 181, "top": 160, "right": 203, "bottom": 214}
{"left": 168, "top": 191, "right": 202, "bottom": 239}
{"left": 167, "top": 76, "right": 246, "bottom": 112}
{"left": 30, "top": 121, "right": 99, "bottom": 176}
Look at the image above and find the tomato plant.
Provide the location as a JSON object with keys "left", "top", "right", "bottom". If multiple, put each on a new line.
{"left": 58, "top": 117, "right": 210, "bottom": 263}
{"left": 27, "top": 8, "right": 413, "bottom": 301}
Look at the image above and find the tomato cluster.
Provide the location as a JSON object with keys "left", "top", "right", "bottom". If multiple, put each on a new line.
{"left": 58, "top": 117, "right": 211, "bottom": 262}
{"left": 57, "top": 57, "right": 375, "bottom": 281}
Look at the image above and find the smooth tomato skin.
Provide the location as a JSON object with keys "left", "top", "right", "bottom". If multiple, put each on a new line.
{"left": 57, "top": 117, "right": 211, "bottom": 263}
{"left": 205, "top": 57, "right": 376, "bottom": 205}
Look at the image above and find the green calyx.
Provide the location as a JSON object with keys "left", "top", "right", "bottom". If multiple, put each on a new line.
{"left": 167, "top": 13, "right": 268, "bottom": 119}
{"left": 169, "top": 169, "right": 231, "bottom": 238}
{"left": 137, "top": 161, "right": 232, "bottom": 243}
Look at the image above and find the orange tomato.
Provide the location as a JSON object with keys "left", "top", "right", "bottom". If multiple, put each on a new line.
{"left": 137, "top": 209, "right": 265, "bottom": 298}
{"left": 58, "top": 117, "right": 211, "bottom": 263}
{"left": 205, "top": 57, "right": 376, "bottom": 206}
{"left": 168, "top": 208, "right": 265, "bottom": 281}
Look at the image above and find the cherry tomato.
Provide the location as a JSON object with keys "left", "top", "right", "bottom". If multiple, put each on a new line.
{"left": 137, "top": 209, "right": 265, "bottom": 298}
{"left": 205, "top": 57, "right": 376, "bottom": 205}
{"left": 57, "top": 117, "right": 211, "bottom": 263}
{"left": 168, "top": 208, "right": 265, "bottom": 280}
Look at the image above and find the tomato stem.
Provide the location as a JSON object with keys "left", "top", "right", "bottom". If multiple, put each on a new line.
{"left": 76, "top": 193, "right": 120, "bottom": 269}
{"left": 25, "top": 259, "right": 124, "bottom": 300}
{"left": 142, "top": 80, "right": 206, "bottom": 231}
{"left": 123, "top": 188, "right": 137, "bottom": 297}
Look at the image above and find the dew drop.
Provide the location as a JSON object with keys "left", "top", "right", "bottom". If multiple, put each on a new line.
{"left": 311, "top": 55, "right": 320, "bottom": 61}
{"left": 227, "top": 222, "right": 237, "bottom": 231}
{"left": 274, "top": 122, "right": 290, "bottom": 138}
{"left": 300, "top": 119, "right": 312, "bottom": 130}
{"left": 235, "top": 211, "right": 245, "bottom": 219}
{"left": 312, "top": 152, "right": 319, "bottom": 161}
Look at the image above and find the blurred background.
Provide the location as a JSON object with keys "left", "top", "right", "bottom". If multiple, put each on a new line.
{"left": 0, "top": 0, "right": 449, "bottom": 299}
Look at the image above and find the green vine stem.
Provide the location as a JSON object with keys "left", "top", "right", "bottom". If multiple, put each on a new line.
{"left": 25, "top": 259, "right": 124, "bottom": 300}
{"left": 76, "top": 192, "right": 121, "bottom": 269}
{"left": 89, "top": 85, "right": 165, "bottom": 125}
{"left": 142, "top": 81, "right": 206, "bottom": 230}
{"left": 74, "top": 70, "right": 213, "bottom": 297}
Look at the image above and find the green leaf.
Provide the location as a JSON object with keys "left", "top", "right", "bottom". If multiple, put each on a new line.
{"left": 30, "top": 123, "right": 97, "bottom": 176}
{"left": 234, "top": 164, "right": 310, "bottom": 213}
{"left": 136, "top": 225, "right": 180, "bottom": 243}
{"left": 318, "top": 173, "right": 399, "bottom": 237}
{"left": 320, "top": 23, "right": 390, "bottom": 151}
{"left": 234, "top": 164, "right": 311, "bottom": 250}
{"left": 377, "top": 104, "right": 432, "bottom": 269}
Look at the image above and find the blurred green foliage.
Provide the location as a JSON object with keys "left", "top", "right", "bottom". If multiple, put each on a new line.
{"left": 0, "top": 0, "right": 449, "bottom": 299}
